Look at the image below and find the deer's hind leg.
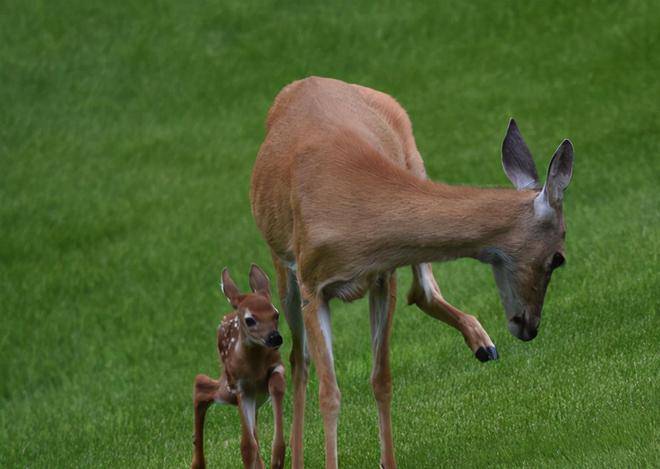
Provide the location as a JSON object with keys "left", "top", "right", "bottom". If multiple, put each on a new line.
{"left": 272, "top": 253, "right": 308, "bottom": 469}
{"left": 407, "top": 263, "right": 498, "bottom": 362}
{"left": 191, "top": 374, "right": 236, "bottom": 469}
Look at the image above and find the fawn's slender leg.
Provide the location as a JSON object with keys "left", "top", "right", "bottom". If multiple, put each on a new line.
{"left": 407, "top": 263, "right": 498, "bottom": 362}
{"left": 238, "top": 394, "right": 265, "bottom": 469}
{"left": 369, "top": 272, "right": 397, "bottom": 469}
{"left": 268, "top": 366, "right": 286, "bottom": 469}
{"left": 302, "top": 291, "right": 340, "bottom": 469}
{"left": 191, "top": 374, "right": 236, "bottom": 469}
{"left": 272, "top": 253, "right": 308, "bottom": 468}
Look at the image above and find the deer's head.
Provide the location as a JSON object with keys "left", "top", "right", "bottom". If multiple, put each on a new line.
{"left": 221, "top": 264, "right": 283, "bottom": 349}
{"left": 489, "top": 119, "right": 573, "bottom": 342}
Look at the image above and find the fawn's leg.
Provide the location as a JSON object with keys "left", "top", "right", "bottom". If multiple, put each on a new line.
{"left": 268, "top": 365, "right": 286, "bottom": 469}
{"left": 369, "top": 272, "right": 397, "bottom": 469}
{"left": 407, "top": 263, "right": 498, "bottom": 362}
{"left": 272, "top": 254, "right": 308, "bottom": 469}
{"left": 238, "top": 394, "right": 265, "bottom": 469}
{"left": 191, "top": 374, "right": 235, "bottom": 469}
{"left": 302, "top": 291, "right": 340, "bottom": 469}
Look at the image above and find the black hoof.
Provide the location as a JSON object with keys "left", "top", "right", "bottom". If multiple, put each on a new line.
{"left": 475, "top": 346, "right": 499, "bottom": 362}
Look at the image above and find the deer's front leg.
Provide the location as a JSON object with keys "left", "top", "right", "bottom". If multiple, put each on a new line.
{"left": 268, "top": 366, "right": 286, "bottom": 469}
{"left": 272, "top": 255, "right": 308, "bottom": 469}
{"left": 302, "top": 290, "right": 340, "bottom": 469}
{"left": 369, "top": 272, "right": 397, "bottom": 469}
{"left": 407, "top": 263, "right": 498, "bottom": 362}
{"left": 238, "top": 394, "right": 265, "bottom": 469}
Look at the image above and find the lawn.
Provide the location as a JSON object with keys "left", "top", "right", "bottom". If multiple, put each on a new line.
{"left": 1, "top": 1, "right": 658, "bottom": 467}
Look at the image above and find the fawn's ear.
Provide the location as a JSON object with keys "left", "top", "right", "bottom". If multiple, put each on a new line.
{"left": 502, "top": 119, "right": 540, "bottom": 190}
{"left": 248, "top": 264, "right": 271, "bottom": 298}
{"left": 221, "top": 268, "right": 241, "bottom": 308}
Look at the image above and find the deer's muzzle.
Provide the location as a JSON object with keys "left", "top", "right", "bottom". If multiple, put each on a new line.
{"left": 266, "top": 331, "right": 283, "bottom": 349}
{"left": 508, "top": 315, "right": 539, "bottom": 342}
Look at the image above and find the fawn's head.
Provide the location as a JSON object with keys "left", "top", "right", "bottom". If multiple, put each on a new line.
{"left": 486, "top": 119, "right": 573, "bottom": 342}
{"left": 221, "top": 264, "right": 282, "bottom": 349}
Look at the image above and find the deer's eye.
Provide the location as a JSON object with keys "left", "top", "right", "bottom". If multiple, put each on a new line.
{"left": 550, "top": 252, "right": 565, "bottom": 270}
{"left": 245, "top": 316, "right": 257, "bottom": 327}
{"left": 274, "top": 312, "right": 280, "bottom": 321}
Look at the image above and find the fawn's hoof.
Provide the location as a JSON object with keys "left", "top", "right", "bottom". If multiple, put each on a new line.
{"left": 475, "top": 346, "right": 499, "bottom": 362}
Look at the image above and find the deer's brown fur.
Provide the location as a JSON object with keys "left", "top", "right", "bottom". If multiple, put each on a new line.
{"left": 250, "top": 76, "right": 573, "bottom": 468}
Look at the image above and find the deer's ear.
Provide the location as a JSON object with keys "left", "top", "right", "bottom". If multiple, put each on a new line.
{"left": 221, "top": 268, "right": 241, "bottom": 308}
{"left": 502, "top": 119, "right": 539, "bottom": 190}
{"left": 248, "top": 264, "right": 271, "bottom": 298}
{"left": 538, "top": 139, "right": 574, "bottom": 210}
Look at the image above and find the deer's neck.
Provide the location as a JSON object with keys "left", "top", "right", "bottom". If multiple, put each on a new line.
{"left": 369, "top": 180, "right": 535, "bottom": 267}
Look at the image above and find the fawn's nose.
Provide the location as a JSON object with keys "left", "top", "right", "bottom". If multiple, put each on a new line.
{"left": 266, "top": 331, "right": 283, "bottom": 349}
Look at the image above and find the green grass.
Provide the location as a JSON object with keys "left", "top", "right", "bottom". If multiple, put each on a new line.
{"left": 1, "top": 0, "right": 658, "bottom": 467}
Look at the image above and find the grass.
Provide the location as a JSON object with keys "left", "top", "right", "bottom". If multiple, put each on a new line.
{"left": 1, "top": 0, "right": 658, "bottom": 467}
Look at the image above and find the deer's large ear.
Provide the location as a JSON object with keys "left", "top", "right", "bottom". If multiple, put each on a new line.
{"left": 536, "top": 139, "right": 574, "bottom": 212}
{"left": 221, "top": 268, "right": 241, "bottom": 308}
{"left": 502, "top": 119, "right": 539, "bottom": 190}
{"left": 248, "top": 264, "right": 271, "bottom": 298}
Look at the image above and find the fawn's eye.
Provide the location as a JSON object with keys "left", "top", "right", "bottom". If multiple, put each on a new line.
{"left": 245, "top": 316, "right": 257, "bottom": 327}
{"left": 550, "top": 252, "right": 565, "bottom": 270}
{"left": 274, "top": 312, "right": 280, "bottom": 321}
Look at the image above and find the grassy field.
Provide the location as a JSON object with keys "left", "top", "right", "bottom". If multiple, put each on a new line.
{"left": 1, "top": 1, "right": 658, "bottom": 467}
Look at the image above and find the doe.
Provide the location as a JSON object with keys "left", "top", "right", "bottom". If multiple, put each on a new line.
{"left": 251, "top": 76, "right": 574, "bottom": 468}
{"left": 191, "top": 264, "right": 286, "bottom": 469}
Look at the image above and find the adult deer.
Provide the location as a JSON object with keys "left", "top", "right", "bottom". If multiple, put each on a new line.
{"left": 250, "top": 76, "right": 573, "bottom": 468}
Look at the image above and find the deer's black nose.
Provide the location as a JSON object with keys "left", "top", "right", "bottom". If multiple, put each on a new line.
{"left": 522, "top": 326, "right": 538, "bottom": 341}
{"left": 266, "top": 331, "right": 283, "bottom": 348}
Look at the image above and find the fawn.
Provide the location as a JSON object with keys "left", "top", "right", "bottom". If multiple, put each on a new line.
{"left": 191, "top": 264, "right": 285, "bottom": 469}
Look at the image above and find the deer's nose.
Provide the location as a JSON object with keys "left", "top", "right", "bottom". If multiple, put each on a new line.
{"left": 521, "top": 326, "right": 538, "bottom": 341}
{"left": 266, "top": 331, "right": 283, "bottom": 349}
{"left": 508, "top": 316, "right": 539, "bottom": 342}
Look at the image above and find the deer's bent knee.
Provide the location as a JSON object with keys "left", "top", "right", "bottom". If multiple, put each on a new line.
{"left": 194, "top": 374, "right": 214, "bottom": 390}
{"left": 193, "top": 375, "right": 215, "bottom": 403}
{"left": 194, "top": 374, "right": 205, "bottom": 388}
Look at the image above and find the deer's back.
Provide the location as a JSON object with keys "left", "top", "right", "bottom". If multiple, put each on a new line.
{"left": 251, "top": 77, "right": 426, "bottom": 264}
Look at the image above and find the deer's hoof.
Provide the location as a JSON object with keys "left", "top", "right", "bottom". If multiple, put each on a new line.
{"left": 475, "top": 346, "right": 499, "bottom": 362}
